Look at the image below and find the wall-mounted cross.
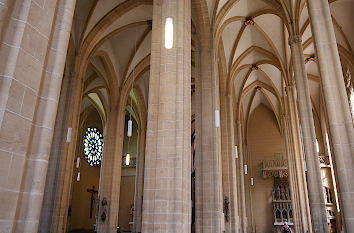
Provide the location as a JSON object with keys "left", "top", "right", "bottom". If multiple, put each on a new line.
{"left": 87, "top": 185, "right": 98, "bottom": 218}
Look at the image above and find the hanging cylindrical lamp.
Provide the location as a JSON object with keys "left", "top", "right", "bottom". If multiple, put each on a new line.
{"left": 127, "top": 119, "right": 132, "bottom": 137}
{"left": 125, "top": 154, "right": 131, "bottom": 166}
{"left": 165, "top": 17, "right": 173, "bottom": 49}
{"left": 76, "top": 157, "right": 80, "bottom": 168}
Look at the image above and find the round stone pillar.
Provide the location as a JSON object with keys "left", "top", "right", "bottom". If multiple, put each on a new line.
{"left": 0, "top": 0, "right": 76, "bottom": 232}
{"left": 236, "top": 121, "right": 247, "bottom": 233}
{"left": 141, "top": 0, "right": 191, "bottom": 232}
{"left": 289, "top": 35, "right": 329, "bottom": 233}
{"left": 306, "top": 0, "right": 354, "bottom": 231}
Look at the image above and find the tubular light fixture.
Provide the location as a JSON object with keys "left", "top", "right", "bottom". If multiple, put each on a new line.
{"left": 126, "top": 154, "right": 130, "bottom": 166}
{"left": 234, "top": 146, "right": 238, "bottom": 158}
{"left": 127, "top": 119, "right": 132, "bottom": 137}
{"left": 77, "top": 172, "right": 80, "bottom": 181}
{"left": 244, "top": 165, "right": 248, "bottom": 175}
{"left": 165, "top": 17, "right": 173, "bottom": 49}
{"left": 76, "top": 157, "right": 80, "bottom": 168}
{"left": 215, "top": 110, "right": 220, "bottom": 128}
{"left": 66, "top": 127, "right": 72, "bottom": 142}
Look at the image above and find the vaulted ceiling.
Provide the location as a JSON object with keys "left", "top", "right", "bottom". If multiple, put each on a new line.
{"left": 69, "top": 0, "right": 353, "bottom": 131}
{"left": 211, "top": 0, "right": 353, "bottom": 134}
{"left": 71, "top": 0, "right": 153, "bottom": 126}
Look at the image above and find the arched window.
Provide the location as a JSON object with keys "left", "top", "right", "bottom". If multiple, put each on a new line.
{"left": 83, "top": 127, "right": 104, "bottom": 167}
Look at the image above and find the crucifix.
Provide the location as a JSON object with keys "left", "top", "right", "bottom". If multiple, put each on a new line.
{"left": 87, "top": 185, "right": 98, "bottom": 219}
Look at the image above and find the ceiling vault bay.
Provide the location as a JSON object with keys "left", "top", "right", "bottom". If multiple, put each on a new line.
{"left": 210, "top": 0, "right": 353, "bottom": 135}
{"left": 72, "top": 0, "right": 153, "bottom": 126}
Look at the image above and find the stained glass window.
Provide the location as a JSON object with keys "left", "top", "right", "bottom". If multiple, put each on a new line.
{"left": 83, "top": 127, "right": 104, "bottom": 167}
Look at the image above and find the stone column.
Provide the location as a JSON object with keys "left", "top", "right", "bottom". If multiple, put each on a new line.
{"left": 282, "top": 90, "right": 313, "bottom": 233}
{"left": 236, "top": 121, "right": 247, "bottom": 233}
{"left": 306, "top": 0, "right": 354, "bottom": 231}
{"left": 0, "top": 0, "right": 76, "bottom": 232}
{"left": 38, "top": 67, "right": 75, "bottom": 233}
{"left": 289, "top": 35, "right": 329, "bottom": 233}
{"left": 133, "top": 123, "right": 146, "bottom": 232}
{"left": 220, "top": 93, "right": 239, "bottom": 232}
{"left": 96, "top": 103, "right": 125, "bottom": 233}
{"left": 141, "top": 0, "right": 191, "bottom": 232}
{"left": 52, "top": 60, "right": 84, "bottom": 233}
{"left": 193, "top": 26, "right": 224, "bottom": 233}
{"left": 282, "top": 113, "right": 304, "bottom": 232}
{"left": 190, "top": 1, "right": 224, "bottom": 232}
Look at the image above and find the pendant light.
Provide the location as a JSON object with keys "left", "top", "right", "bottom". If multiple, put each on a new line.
{"left": 76, "top": 157, "right": 80, "bottom": 168}
{"left": 127, "top": 119, "right": 132, "bottom": 137}
{"left": 125, "top": 153, "right": 131, "bottom": 166}
{"left": 125, "top": 27, "right": 138, "bottom": 166}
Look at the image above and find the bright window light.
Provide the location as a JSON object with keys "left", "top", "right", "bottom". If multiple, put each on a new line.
{"left": 316, "top": 139, "right": 320, "bottom": 153}
{"left": 125, "top": 154, "right": 130, "bottom": 166}
{"left": 165, "top": 17, "right": 173, "bottom": 49}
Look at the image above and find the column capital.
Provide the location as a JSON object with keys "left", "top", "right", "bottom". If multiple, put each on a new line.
{"left": 286, "top": 81, "right": 295, "bottom": 87}
{"left": 288, "top": 34, "right": 302, "bottom": 46}
{"left": 285, "top": 82, "right": 296, "bottom": 92}
{"left": 280, "top": 113, "right": 289, "bottom": 122}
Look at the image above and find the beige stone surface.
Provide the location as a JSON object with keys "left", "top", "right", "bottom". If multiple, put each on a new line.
{"left": 247, "top": 105, "right": 286, "bottom": 232}
{"left": 0, "top": 0, "right": 353, "bottom": 233}
{"left": 141, "top": 0, "right": 191, "bottom": 232}
{"left": 307, "top": 0, "right": 354, "bottom": 231}
{"left": 290, "top": 36, "right": 329, "bottom": 233}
